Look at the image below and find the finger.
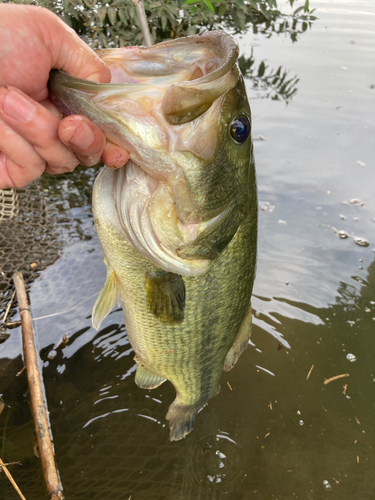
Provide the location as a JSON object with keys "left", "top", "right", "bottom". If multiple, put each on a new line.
{"left": 58, "top": 115, "right": 106, "bottom": 167}
{"left": 40, "top": 97, "right": 63, "bottom": 119}
{"left": 102, "top": 142, "right": 129, "bottom": 169}
{"left": 0, "top": 150, "right": 43, "bottom": 190}
{"left": 32, "top": 7, "right": 111, "bottom": 84}
{"left": 0, "top": 117, "right": 46, "bottom": 188}
{"left": 0, "top": 86, "right": 79, "bottom": 173}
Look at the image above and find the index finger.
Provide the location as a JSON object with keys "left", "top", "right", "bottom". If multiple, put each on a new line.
{"left": 37, "top": 9, "right": 111, "bottom": 83}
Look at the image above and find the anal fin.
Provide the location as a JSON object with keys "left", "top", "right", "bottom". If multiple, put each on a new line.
{"left": 145, "top": 271, "right": 185, "bottom": 323}
{"left": 224, "top": 303, "right": 252, "bottom": 372}
{"left": 135, "top": 363, "right": 166, "bottom": 390}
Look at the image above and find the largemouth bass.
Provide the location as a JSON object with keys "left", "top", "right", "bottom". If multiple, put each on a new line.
{"left": 49, "top": 31, "right": 257, "bottom": 441}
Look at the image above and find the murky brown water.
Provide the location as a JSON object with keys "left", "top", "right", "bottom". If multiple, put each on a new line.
{"left": 1, "top": 1, "right": 374, "bottom": 498}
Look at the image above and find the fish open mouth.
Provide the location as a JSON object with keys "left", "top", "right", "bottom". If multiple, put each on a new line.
{"left": 49, "top": 31, "right": 242, "bottom": 276}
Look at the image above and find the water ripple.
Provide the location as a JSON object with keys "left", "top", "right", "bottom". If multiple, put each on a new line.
{"left": 187, "top": 432, "right": 244, "bottom": 493}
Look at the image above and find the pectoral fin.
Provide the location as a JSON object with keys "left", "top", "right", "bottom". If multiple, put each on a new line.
{"left": 145, "top": 271, "right": 185, "bottom": 323}
{"left": 92, "top": 260, "right": 119, "bottom": 330}
{"left": 224, "top": 303, "right": 252, "bottom": 371}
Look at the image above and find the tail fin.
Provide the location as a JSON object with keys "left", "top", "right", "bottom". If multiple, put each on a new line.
{"left": 166, "top": 402, "right": 200, "bottom": 441}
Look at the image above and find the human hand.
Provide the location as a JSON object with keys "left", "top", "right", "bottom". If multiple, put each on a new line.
{"left": 0, "top": 4, "right": 129, "bottom": 189}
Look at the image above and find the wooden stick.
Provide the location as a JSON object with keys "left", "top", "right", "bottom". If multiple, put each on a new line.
{"left": 324, "top": 373, "right": 349, "bottom": 385}
{"left": 12, "top": 272, "right": 64, "bottom": 500}
{"left": 0, "top": 457, "right": 27, "bottom": 500}
{"left": 306, "top": 364, "right": 314, "bottom": 380}
{"left": 132, "top": 0, "right": 153, "bottom": 46}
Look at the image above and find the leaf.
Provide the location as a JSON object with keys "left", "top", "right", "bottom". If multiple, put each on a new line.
{"left": 218, "top": 3, "right": 225, "bottom": 16}
{"left": 187, "top": 24, "right": 197, "bottom": 35}
{"left": 118, "top": 8, "right": 129, "bottom": 23}
{"left": 108, "top": 8, "right": 118, "bottom": 25}
{"left": 293, "top": 5, "right": 304, "bottom": 15}
{"left": 98, "top": 6, "right": 107, "bottom": 22}
{"left": 258, "top": 61, "right": 266, "bottom": 77}
{"left": 203, "top": 0, "right": 215, "bottom": 13}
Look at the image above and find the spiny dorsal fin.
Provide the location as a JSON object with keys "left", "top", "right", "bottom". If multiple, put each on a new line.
{"left": 92, "top": 261, "right": 118, "bottom": 330}
{"left": 145, "top": 271, "right": 185, "bottom": 323}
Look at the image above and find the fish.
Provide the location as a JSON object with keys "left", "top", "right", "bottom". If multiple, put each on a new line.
{"left": 49, "top": 30, "right": 257, "bottom": 441}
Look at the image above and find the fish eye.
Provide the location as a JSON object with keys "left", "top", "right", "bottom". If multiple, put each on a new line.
{"left": 230, "top": 114, "right": 251, "bottom": 144}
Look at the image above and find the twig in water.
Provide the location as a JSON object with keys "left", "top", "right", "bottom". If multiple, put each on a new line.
{"left": 0, "top": 458, "right": 26, "bottom": 500}
{"left": 16, "top": 366, "right": 26, "bottom": 377}
{"left": 0, "top": 461, "right": 22, "bottom": 468}
{"left": 3, "top": 290, "right": 16, "bottom": 324}
{"left": 12, "top": 272, "right": 64, "bottom": 500}
{"left": 324, "top": 373, "right": 349, "bottom": 385}
{"left": 3, "top": 321, "right": 21, "bottom": 327}
{"left": 306, "top": 364, "right": 314, "bottom": 380}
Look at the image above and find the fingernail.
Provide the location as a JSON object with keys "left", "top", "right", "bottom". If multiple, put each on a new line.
{"left": 68, "top": 120, "right": 95, "bottom": 150}
{"left": 3, "top": 90, "right": 36, "bottom": 122}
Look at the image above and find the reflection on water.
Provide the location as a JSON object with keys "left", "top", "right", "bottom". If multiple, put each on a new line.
{"left": 239, "top": 52, "right": 300, "bottom": 102}
{"left": 1, "top": 0, "right": 375, "bottom": 498}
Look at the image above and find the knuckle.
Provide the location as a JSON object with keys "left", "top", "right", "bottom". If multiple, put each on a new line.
{"left": 47, "top": 156, "right": 79, "bottom": 172}
{"left": 76, "top": 153, "right": 101, "bottom": 167}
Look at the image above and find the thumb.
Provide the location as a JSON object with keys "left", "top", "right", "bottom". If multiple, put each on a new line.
{"left": 38, "top": 8, "right": 111, "bottom": 84}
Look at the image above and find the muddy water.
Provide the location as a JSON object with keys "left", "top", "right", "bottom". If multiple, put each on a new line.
{"left": 1, "top": 1, "right": 374, "bottom": 499}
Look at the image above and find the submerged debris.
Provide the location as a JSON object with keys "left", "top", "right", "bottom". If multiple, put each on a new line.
{"left": 306, "top": 364, "right": 314, "bottom": 380}
{"left": 324, "top": 373, "right": 350, "bottom": 385}
{"left": 329, "top": 226, "right": 370, "bottom": 247}
{"left": 0, "top": 458, "right": 26, "bottom": 500}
